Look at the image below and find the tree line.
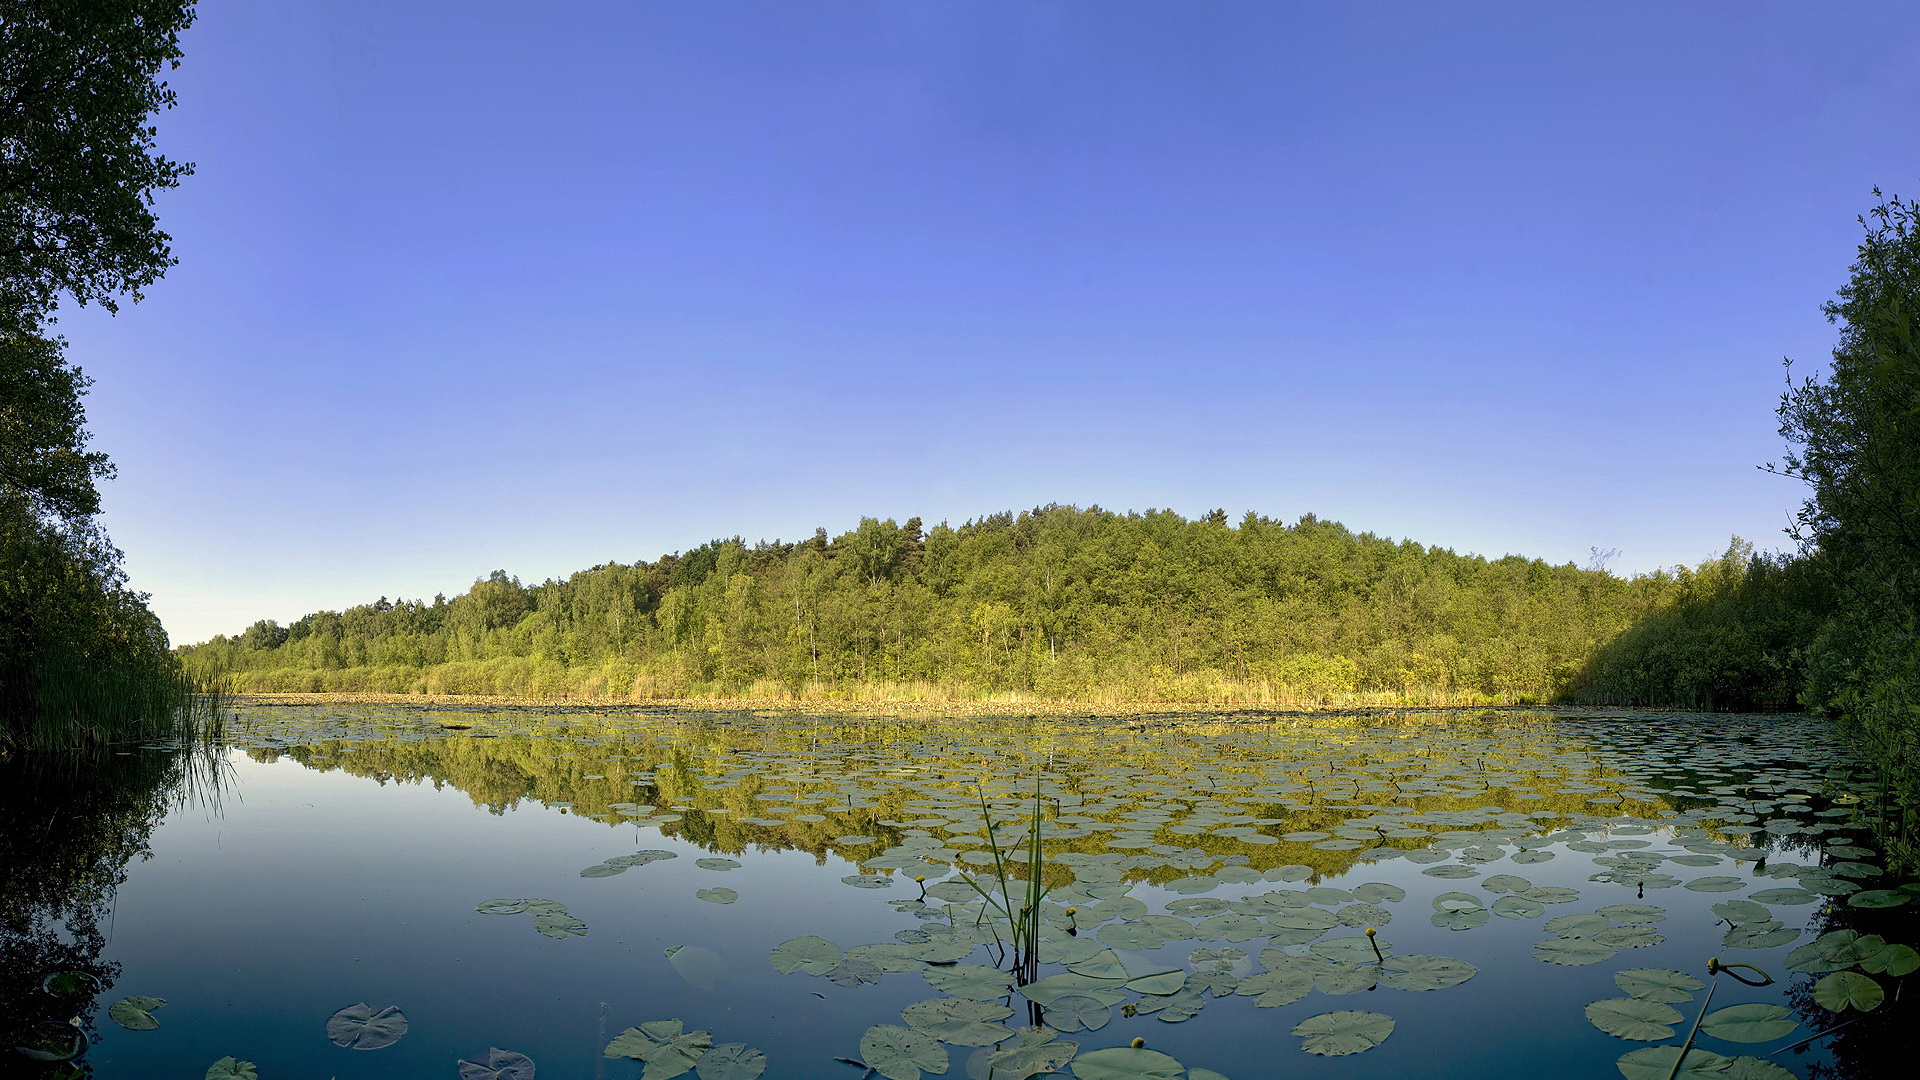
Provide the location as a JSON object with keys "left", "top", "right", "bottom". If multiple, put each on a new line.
{"left": 185, "top": 506, "right": 1716, "bottom": 705}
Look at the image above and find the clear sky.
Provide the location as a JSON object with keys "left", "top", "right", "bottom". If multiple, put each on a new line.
{"left": 55, "top": 1, "right": 1920, "bottom": 646}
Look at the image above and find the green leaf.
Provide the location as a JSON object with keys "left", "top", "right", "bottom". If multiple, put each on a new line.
{"left": 1070, "top": 1046, "right": 1184, "bottom": 1079}
{"left": 1041, "top": 994, "right": 1111, "bottom": 1032}
{"left": 859, "top": 1024, "right": 948, "bottom": 1080}
{"left": 1595, "top": 926, "right": 1665, "bottom": 949}
{"left": 1492, "top": 895, "right": 1545, "bottom": 919}
{"left": 978, "top": 1028, "right": 1077, "bottom": 1079}
{"left": 1377, "top": 954, "right": 1477, "bottom": 991}
{"left": 770, "top": 936, "right": 843, "bottom": 975}
{"left": 476, "top": 898, "right": 529, "bottom": 915}
{"left": 1699, "top": 1003, "right": 1797, "bottom": 1044}
{"left": 1812, "top": 971, "right": 1884, "bottom": 1013}
{"left": 107, "top": 996, "right": 165, "bottom": 1031}
{"left": 325, "top": 1003, "right": 408, "bottom": 1050}
{"left": 1861, "top": 942, "right": 1919, "bottom": 976}
{"left": 1534, "top": 938, "right": 1618, "bottom": 966}
{"left": 580, "top": 863, "right": 626, "bottom": 878}
{"left": 694, "top": 1044, "right": 766, "bottom": 1080}
{"left": 843, "top": 875, "right": 894, "bottom": 889}
{"left": 1613, "top": 968, "right": 1705, "bottom": 1003}
{"left": 825, "top": 959, "right": 886, "bottom": 987}
{"left": 696, "top": 858, "right": 742, "bottom": 871}
{"left": 1482, "top": 874, "right": 1533, "bottom": 893}
{"left": 533, "top": 912, "right": 588, "bottom": 939}
{"left": 1786, "top": 930, "right": 1884, "bottom": 973}
{"left": 606, "top": 1021, "right": 716, "bottom": 1080}
{"left": 1235, "top": 969, "right": 1312, "bottom": 1007}
{"left": 1712, "top": 900, "right": 1772, "bottom": 924}
{"left": 1614, "top": 1046, "right": 1731, "bottom": 1079}
{"left": 458, "top": 1048, "right": 536, "bottom": 1080}
{"left": 205, "top": 1058, "right": 258, "bottom": 1080}
{"left": 1750, "top": 888, "right": 1818, "bottom": 906}
{"left": 1585, "top": 997, "right": 1683, "bottom": 1041}
{"left": 1724, "top": 1056, "right": 1798, "bottom": 1080}
{"left": 1847, "top": 889, "right": 1910, "bottom": 909}
{"left": 900, "top": 999, "right": 1014, "bottom": 1046}
{"left": 1545, "top": 914, "right": 1609, "bottom": 938}
{"left": 923, "top": 963, "right": 1013, "bottom": 1001}
{"left": 1684, "top": 877, "right": 1747, "bottom": 892}
{"left": 1133, "top": 987, "right": 1207, "bottom": 1022}
{"left": 695, "top": 887, "right": 738, "bottom": 904}
{"left": 1292, "top": 1010, "right": 1394, "bottom": 1056}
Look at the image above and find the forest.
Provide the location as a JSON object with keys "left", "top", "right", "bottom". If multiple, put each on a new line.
{"left": 177, "top": 508, "right": 1810, "bottom": 710}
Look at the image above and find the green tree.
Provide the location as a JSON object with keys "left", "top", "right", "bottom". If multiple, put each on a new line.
{"left": 1778, "top": 189, "right": 1920, "bottom": 816}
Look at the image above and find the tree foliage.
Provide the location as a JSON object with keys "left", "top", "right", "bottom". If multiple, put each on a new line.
{"left": 183, "top": 506, "right": 1692, "bottom": 705}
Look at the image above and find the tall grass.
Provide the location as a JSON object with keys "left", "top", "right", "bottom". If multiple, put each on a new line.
{"left": 3, "top": 648, "right": 224, "bottom": 752}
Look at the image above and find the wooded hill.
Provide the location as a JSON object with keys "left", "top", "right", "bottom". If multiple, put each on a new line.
{"left": 179, "top": 506, "right": 1802, "bottom": 707}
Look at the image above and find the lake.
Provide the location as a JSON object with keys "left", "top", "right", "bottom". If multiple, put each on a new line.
{"left": 5, "top": 704, "right": 1916, "bottom": 1080}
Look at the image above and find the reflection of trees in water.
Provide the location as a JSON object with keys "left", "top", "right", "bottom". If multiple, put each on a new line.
{"left": 0, "top": 745, "right": 221, "bottom": 1076}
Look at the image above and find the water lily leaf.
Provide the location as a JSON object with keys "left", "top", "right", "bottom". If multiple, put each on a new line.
{"left": 1377, "top": 954, "right": 1477, "bottom": 991}
{"left": 901, "top": 998, "right": 1015, "bottom": 1046}
{"left": 1722, "top": 925, "right": 1797, "bottom": 950}
{"left": 1684, "top": 877, "right": 1747, "bottom": 893}
{"left": 458, "top": 1047, "right": 535, "bottom": 1080}
{"left": 1432, "top": 908, "right": 1490, "bottom": 931}
{"left": 326, "top": 1002, "right": 408, "bottom": 1049}
{"left": 1699, "top": 1003, "right": 1797, "bottom": 1043}
{"left": 1042, "top": 994, "right": 1112, "bottom": 1032}
{"left": 1313, "top": 962, "right": 1379, "bottom": 994}
{"left": 910, "top": 939, "right": 980, "bottom": 964}
{"left": 926, "top": 881, "right": 982, "bottom": 902}
{"left": 1615, "top": 1046, "right": 1730, "bottom": 1079}
{"left": 1534, "top": 938, "right": 1618, "bottom": 966}
{"left": 1750, "top": 888, "right": 1818, "bottom": 906}
{"left": 1492, "top": 895, "right": 1545, "bottom": 919}
{"left": 824, "top": 959, "right": 886, "bottom": 987}
{"left": 1422, "top": 865, "right": 1479, "bottom": 879}
{"left": 533, "top": 912, "right": 588, "bottom": 939}
{"left": 580, "top": 863, "right": 626, "bottom": 878}
{"left": 1125, "top": 968, "right": 1187, "bottom": 996}
{"left": 924, "top": 964, "right": 1014, "bottom": 1001}
{"left": 697, "top": 858, "right": 742, "bottom": 871}
{"left": 695, "top": 887, "right": 738, "bottom": 904}
{"left": 1614, "top": 968, "right": 1704, "bottom": 1002}
{"left": 1545, "top": 914, "right": 1609, "bottom": 938}
{"left": 666, "top": 945, "right": 728, "bottom": 991}
{"left": 843, "top": 875, "right": 894, "bottom": 889}
{"left": 1597, "top": 903, "right": 1667, "bottom": 922}
{"left": 1235, "top": 969, "right": 1312, "bottom": 1006}
{"left": 1861, "top": 943, "right": 1919, "bottom": 976}
{"left": 1351, "top": 882, "right": 1406, "bottom": 904}
{"left": 206, "top": 1058, "right": 258, "bottom": 1080}
{"left": 107, "top": 996, "right": 165, "bottom": 1031}
{"left": 1133, "top": 987, "right": 1207, "bottom": 1021}
{"left": 1595, "top": 926, "right": 1665, "bottom": 949}
{"left": 1019, "top": 973, "right": 1129, "bottom": 1008}
{"left": 1292, "top": 1010, "right": 1394, "bottom": 1056}
{"left": 606, "top": 1021, "right": 713, "bottom": 1080}
{"left": 1847, "top": 889, "right": 1911, "bottom": 908}
{"left": 1786, "top": 930, "right": 1884, "bottom": 973}
{"left": 694, "top": 1044, "right": 766, "bottom": 1080}
{"left": 477, "top": 898, "right": 530, "bottom": 915}
{"left": 1482, "top": 874, "right": 1533, "bottom": 893}
{"left": 1065, "top": 950, "right": 1129, "bottom": 980}
{"left": 1812, "top": 971, "right": 1883, "bottom": 1013}
{"left": 1196, "top": 913, "right": 1268, "bottom": 941}
{"left": 859, "top": 1024, "right": 948, "bottom": 1080}
{"left": 1070, "top": 1046, "right": 1184, "bottom": 1079}
{"left": 1585, "top": 997, "right": 1683, "bottom": 1040}
{"left": 771, "top": 936, "right": 843, "bottom": 975}
{"left": 973, "top": 1028, "right": 1077, "bottom": 1080}
{"left": 1725, "top": 1056, "right": 1799, "bottom": 1080}
{"left": 1511, "top": 849, "right": 1556, "bottom": 864}
{"left": 1519, "top": 886, "right": 1580, "bottom": 903}
{"left": 848, "top": 944, "right": 924, "bottom": 974}
{"left": 1712, "top": 900, "right": 1771, "bottom": 924}
{"left": 615, "top": 850, "right": 679, "bottom": 867}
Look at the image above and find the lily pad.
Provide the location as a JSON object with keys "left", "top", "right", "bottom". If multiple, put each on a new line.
{"left": 924, "top": 964, "right": 1013, "bottom": 1001}
{"left": 1860, "top": 943, "right": 1919, "bottom": 976}
{"left": 1235, "top": 969, "right": 1312, "bottom": 1007}
{"left": 458, "top": 1047, "right": 536, "bottom": 1080}
{"left": 1847, "top": 889, "right": 1911, "bottom": 909}
{"left": 1614, "top": 968, "right": 1705, "bottom": 1002}
{"left": 901, "top": 999, "right": 1015, "bottom": 1046}
{"left": 1292, "top": 1010, "right": 1394, "bottom": 1056}
{"left": 107, "top": 995, "right": 166, "bottom": 1031}
{"left": 1683, "top": 877, "right": 1747, "bottom": 893}
{"left": 1070, "top": 1046, "right": 1184, "bottom": 1079}
{"left": 1585, "top": 997, "right": 1683, "bottom": 1041}
{"left": 1492, "top": 895, "right": 1545, "bottom": 919}
{"left": 1615, "top": 1047, "right": 1730, "bottom": 1079}
{"left": 477, "top": 898, "right": 530, "bottom": 914}
{"left": 1377, "top": 954, "right": 1478, "bottom": 991}
{"left": 206, "top": 1058, "right": 259, "bottom": 1080}
{"left": 1750, "top": 888, "right": 1818, "bottom": 906}
{"left": 694, "top": 1044, "right": 766, "bottom": 1080}
{"left": 605, "top": 1020, "right": 713, "bottom": 1080}
{"left": 1533, "top": 938, "right": 1618, "bottom": 966}
{"left": 326, "top": 1002, "right": 409, "bottom": 1050}
{"left": 1812, "top": 971, "right": 1884, "bottom": 1013}
{"left": 771, "top": 936, "right": 842, "bottom": 975}
{"left": 1699, "top": 1003, "right": 1797, "bottom": 1043}
{"left": 972, "top": 1028, "right": 1077, "bottom": 1080}
{"left": 697, "top": 858, "right": 742, "bottom": 871}
{"left": 695, "top": 887, "right": 738, "bottom": 904}
{"left": 1042, "top": 994, "right": 1112, "bottom": 1032}
{"left": 859, "top": 1024, "right": 948, "bottom": 1080}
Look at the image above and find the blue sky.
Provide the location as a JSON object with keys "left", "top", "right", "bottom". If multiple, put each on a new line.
{"left": 57, "top": 1, "right": 1920, "bottom": 645}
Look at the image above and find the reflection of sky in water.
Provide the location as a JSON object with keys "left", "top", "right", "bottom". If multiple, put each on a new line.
{"left": 81, "top": 708, "right": 1895, "bottom": 1079}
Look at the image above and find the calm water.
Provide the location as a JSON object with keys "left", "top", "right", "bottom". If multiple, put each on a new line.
{"left": 5, "top": 705, "right": 1917, "bottom": 1080}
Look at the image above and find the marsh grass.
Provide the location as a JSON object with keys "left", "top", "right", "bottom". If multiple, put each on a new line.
{"left": 6, "top": 648, "right": 225, "bottom": 752}
{"left": 956, "top": 783, "right": 1050, "bottom": 990}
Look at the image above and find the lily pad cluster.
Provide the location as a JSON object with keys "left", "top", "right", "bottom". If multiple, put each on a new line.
{"left": 476, "top": 897, "right": 588, "bottom": 938}
{"left": 1785, "top": 929, "right": 1919, "bottom": 1013}
{"left": 604, "top": 1019, "right": 766, "bottom": 1080}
